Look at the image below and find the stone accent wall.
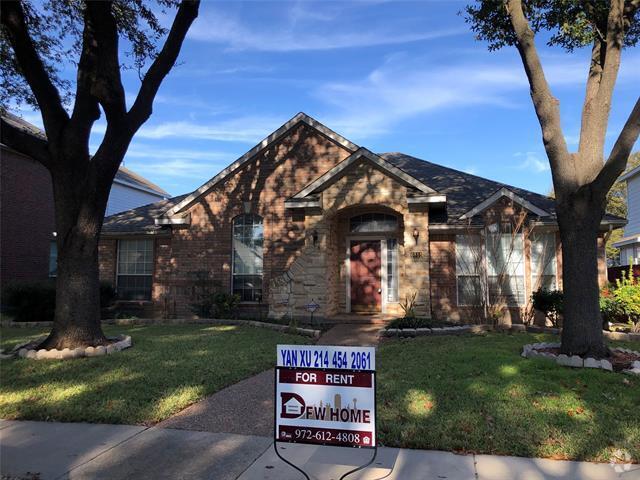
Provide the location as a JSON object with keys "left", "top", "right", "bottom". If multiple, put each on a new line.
{"left": 269, "top": 159, "right": 430, "bottom": 319}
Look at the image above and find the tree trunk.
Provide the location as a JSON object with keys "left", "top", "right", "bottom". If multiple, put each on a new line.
{"left": 39, "top": 163, "right": 110, "bottom": 350}
{"left": 557, "top": 194, "right": 608, "bottom": 358}
{"left": 40, "top": 229, "right": 107, "bottom": 349}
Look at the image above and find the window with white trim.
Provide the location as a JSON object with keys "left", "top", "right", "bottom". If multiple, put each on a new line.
{"left": 350, "top": 213, "right": 398, "bottom": 233}
{"left": 232, "top": 214, "right": 263, "bottom": 302}
{"left": 531, "top": 233, "right": 557, "bottom": 291}
{"left": 117, "top": 239, "right": 153, "bottom": 300}
{"left": 456, "top": 235, "right": 483, "bottom": 306}
{"left": 386, "top": 238, "right": 399, "bottom": 302}
{"left": 486, "top": 232, "right": 525, "bottom": 306}
{"left": 48, "top": 241, "right": 57, "bottom": 277}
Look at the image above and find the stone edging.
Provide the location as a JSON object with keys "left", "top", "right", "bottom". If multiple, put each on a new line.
{"left": 381, "top": 324, "right": 640, "bottom": 341}
{"left": 382, "top": 324, "right": 496, "bottom": 337}
{"left": 16, "top": 335, "right": 132, "bottom": 360}
{"left": 0, "top": 318, "right": 321, "bottom": 338}
{"left": 521, "top": 342, "right": 640, "bottom": 375}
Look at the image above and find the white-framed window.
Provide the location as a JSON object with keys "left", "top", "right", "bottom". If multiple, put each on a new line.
{"left": 456, "top": 235, "right": 483, "bottom": 306}
{"left": 350, "top": 213, "right": 398, "bottom": 233}
{"left": 232, "top": 214, "right": 263, "bottom": 302}
{"left": 48, "top": 241, "right": 57, "bottom": 277}
{"left": 531, "top": 233, "right": 557, "bottom": 291}
{"left": 386, "top": 238, "right": 399, "bottom": 302}
{"left": 486, "top": 232, "right": 525, "bottom": 307}
{"left": 117, "top": 239, "right": 153, "bottom": 300}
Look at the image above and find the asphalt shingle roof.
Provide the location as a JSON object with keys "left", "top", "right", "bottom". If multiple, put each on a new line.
{"left": 380, "top": 152, "right": 557, "bottom": 224}
{"left": 102, "top": 193, "right": 189, "bottom": 234}
{"left": 102, "top": 150, "right": 625, "bottom": 234}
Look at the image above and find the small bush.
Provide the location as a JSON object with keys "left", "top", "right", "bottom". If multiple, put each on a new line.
{"left": 212, "top": 292, "right": 240, "bottom": 318}
{"left": 386, "top": 317, "right": 456, "bottom": 329}
{"left": 3, "top": 281, "right": 116, "bottom": 322}
{"left": 601, "top": 267, "right": 640, "bottom": 329}
{"left": 2, "top": 281, "right": 56, "bottom": 322}
{"left": 531, "top": 288, "right": 564, "bottom": 328}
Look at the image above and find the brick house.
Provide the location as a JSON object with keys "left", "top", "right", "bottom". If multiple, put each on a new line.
{"left": 0, "top": 112, "right": 169, "bottom": 287}
{"left": 100, "top": 113, "right": 624, "bottom": 323}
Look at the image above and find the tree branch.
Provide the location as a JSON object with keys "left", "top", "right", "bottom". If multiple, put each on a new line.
{"left": 506, "top": 0, "right": 571, "bottom": 188}
{"left": 1, "top": 116, "right": 50, "bottom": 167}
{"left": 0, "top": 0, "right": 68, "bottom": 140}
{"left": 68, "top": 2, "right": 103, "bottom": 149}
{"left": 593, "top": 96, "right": 640, "bottom": 195}
{"left": 85, "top": 1, "right": 126, "bottom": 124}
{"left": 579, "top": 0, "right": 626, "bottom": 175}
{"left": 127, "top": 0, "right": 200, "bottom": 132}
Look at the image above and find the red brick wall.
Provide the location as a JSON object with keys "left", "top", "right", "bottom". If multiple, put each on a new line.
{"left": 98, "top": 123, "right": 352, "bottom": 317}
{"left": 1, "top": 147, "right": 55, "bottom": 286}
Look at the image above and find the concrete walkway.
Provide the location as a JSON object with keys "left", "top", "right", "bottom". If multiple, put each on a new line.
{"left": 157, "top": 323, "right": 383, "bottom": 435}
{"left": 2, "top": 420, "right": 638, "bottom": 480}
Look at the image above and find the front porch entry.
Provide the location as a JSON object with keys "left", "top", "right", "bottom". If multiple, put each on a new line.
{"left": 344, "top": 212, "right": 400, "bottom": 315}
{"left": 349, "top": 240, "right": 382, "bottom": 313}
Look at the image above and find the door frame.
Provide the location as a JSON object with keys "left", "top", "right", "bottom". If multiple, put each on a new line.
{"left": 346, "top": 235, "right": 390, "bottom": 314}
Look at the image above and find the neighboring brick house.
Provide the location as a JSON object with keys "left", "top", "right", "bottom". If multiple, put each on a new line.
{"left": 0, "top": 113, "right": 169, "bottom": 287}
{"left": 100, "top": 113, "right": 625, "bottom": 323}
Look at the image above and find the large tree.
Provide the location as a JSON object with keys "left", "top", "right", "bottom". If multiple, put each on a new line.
{"left": 465, "top": 0, "right": 640, "bottom": 357}
{"left": 1, "top": 0, "right": 200, "bottom": 349}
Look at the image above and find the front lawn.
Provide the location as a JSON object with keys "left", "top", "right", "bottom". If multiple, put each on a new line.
{"left": 377, "top": 333, "right": 640, "bottom": 463}
{"left": 0, "top": 324, "right": 310, "bottom": 425}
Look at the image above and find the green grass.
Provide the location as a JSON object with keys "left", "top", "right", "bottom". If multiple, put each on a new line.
{"left": 0, "top": 324, "right": 310, "bottom": 425}
{"left": 377, "top": 333, "right": 640, "bottom": 463}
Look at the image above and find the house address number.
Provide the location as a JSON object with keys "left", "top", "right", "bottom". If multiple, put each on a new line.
{"left": 410, "top": 251, "right": 428, "bottom": 261}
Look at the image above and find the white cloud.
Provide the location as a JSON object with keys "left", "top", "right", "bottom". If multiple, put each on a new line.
{"left": 514, "top": 151, "right": 550, "bottom": 173}
{"left": 125, "top": 158, "right": 225, "bottom": 180}
{"left": 188, "top": 7, "right": 464, "bottom": 51}
{"left": 314, "top": 54, "right": 527, "bottom": 138}
{"left": 134, "top": 115, "right": 284, "bottom": 143}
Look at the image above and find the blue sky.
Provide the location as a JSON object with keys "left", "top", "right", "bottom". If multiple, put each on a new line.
{"left": 18, "top": 0, "right": 640, "bottom": 197}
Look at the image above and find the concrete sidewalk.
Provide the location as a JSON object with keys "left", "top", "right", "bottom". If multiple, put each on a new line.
{"left": 2, "top": 420, "right": 638, "bottom": 480}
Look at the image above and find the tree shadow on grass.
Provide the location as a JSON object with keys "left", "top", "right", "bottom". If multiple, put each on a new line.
{"left": 0, "top": 324, "right": 310, "bottom": 425}
{"left": 376, "top": 332, "right": 640, "bottom": 469}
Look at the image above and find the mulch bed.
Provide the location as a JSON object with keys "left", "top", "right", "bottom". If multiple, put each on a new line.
{"left": 537, "top": 347, "right": 640, "bottom": 371}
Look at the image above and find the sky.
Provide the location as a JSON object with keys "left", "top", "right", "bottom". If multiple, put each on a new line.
{"left": 15, "top": 0, "right": 640, "bottom": 197}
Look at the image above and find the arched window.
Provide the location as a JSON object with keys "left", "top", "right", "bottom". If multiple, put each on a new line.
{"left": 350, "top": 213, "right": 398, "bottom": 233}
{"left": 232, "top": 214, "right": 263, "bottom": 302}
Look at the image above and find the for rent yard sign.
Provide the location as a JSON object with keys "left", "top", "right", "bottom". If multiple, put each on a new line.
{"left": 275, "top": 345, "right": 376, "bottom": 448}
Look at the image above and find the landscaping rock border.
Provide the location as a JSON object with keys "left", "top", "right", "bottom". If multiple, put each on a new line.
{"left": 521, "top": 342, "right": 640, "bottom": 375}
{"left": 381, "top": 324, "right": 640, "bottom": 341}
{"left": 14, "top": 335, "right": 132, "bottom": 361}
{"left": 0, "top": 318, "right": 321, "bottom": 339}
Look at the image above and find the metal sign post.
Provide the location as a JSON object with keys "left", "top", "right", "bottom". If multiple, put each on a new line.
{"left": 306, "top": 300, "right": 320, "bottom": 325}
{"left": 274, "top": 345, "right": 377, "bottom": 480}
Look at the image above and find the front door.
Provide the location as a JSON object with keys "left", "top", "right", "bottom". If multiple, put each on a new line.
{"left": 350, "top": 240, "right": 382, "bottom": 313}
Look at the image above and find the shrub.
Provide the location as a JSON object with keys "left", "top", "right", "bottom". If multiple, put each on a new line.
{"left": 531, "top": 288, "right": 563, "bottom": 328}
{"left": 188, "top": 273, "right": 240, "bottom": 318}
{"left": 386, "top": 317, "right": 456, "bottom": 329}
{"left": 3, "top": 281, "right": 116, "bottom": 322}
{"left": 599, "top": 287, "right": 621, "bottom": 323}
{"left": 399, "top": 291, "right": 417, "bottom": 319}
{"left": 212, "top": 292, "right": 240, "bottom": 318}
{"left": 612, "top": 268, "right": 640, "bottom": 325}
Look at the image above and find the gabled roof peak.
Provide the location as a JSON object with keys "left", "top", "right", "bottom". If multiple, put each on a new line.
{"left": 163, "top": 112, "right": 358, "bottom": 217}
